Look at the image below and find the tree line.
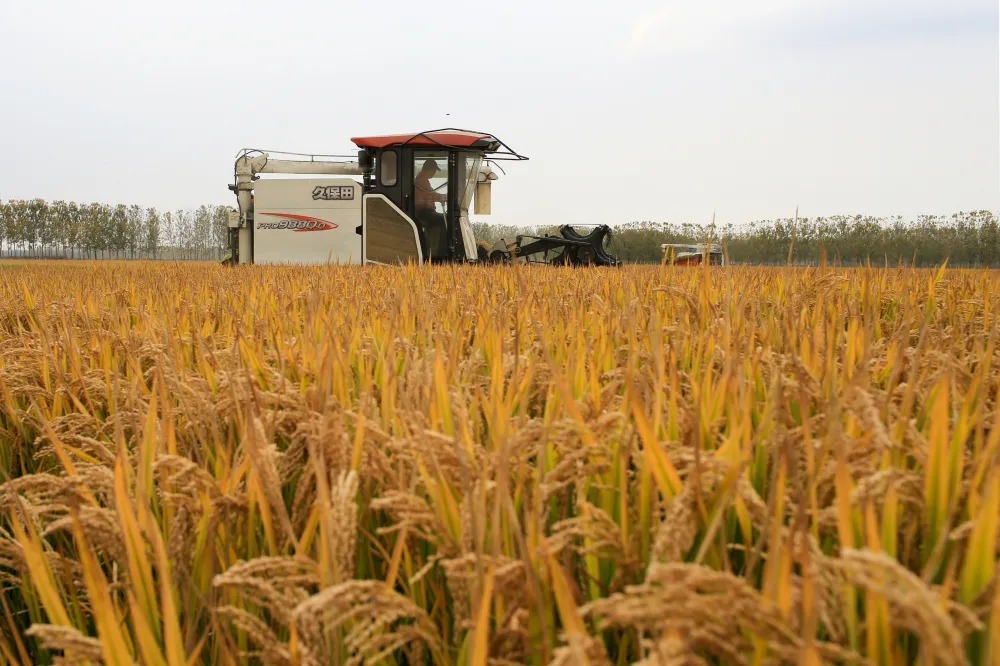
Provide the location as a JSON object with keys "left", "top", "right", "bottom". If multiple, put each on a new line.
{"left": 0, "top": 199, "right": 230, "bottom": 260}
{"left": 474, "top": 210, "right": 1000, "bottom": 267}
{"left": 1, "top": 198, "right": 996, "bottom": 266}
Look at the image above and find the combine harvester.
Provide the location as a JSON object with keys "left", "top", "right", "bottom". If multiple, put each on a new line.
{"left": 225, "top": 129, "right": 618, "bottom": 266}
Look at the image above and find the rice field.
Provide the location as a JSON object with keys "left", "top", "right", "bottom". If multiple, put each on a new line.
{"left": 0, "top": 260, "right": 997, "bottom": 665}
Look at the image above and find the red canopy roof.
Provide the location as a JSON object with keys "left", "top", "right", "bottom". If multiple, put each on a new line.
{"left": 350, "top": 130, "right": 500, "bottom": 150}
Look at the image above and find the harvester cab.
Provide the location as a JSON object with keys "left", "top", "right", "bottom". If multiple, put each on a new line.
{"left": 353, "top": 130, "right": 515, "bottom": 263}
{"left": 226, "top": 129, "right": 618, "bottom": 266}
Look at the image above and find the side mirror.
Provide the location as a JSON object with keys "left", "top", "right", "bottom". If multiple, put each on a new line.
{"left": 357, "top": 149, "right": 373, "bottom": 171}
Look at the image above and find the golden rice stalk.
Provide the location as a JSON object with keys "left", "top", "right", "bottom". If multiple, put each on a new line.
{"left": 213, "top": 605, "right": 292, "bottom": 666}
{"left": 41, "top": 506, "right": 125, "bottom": 569}
{"left": 550, "top": 498, "right": 627, "bottom": 564}
{"left": 549, "top": 634, "right": 613, "bottom": 666}
{"left": 823, "top": 548, "right": 969, "bottom": 664}
{"left": 633, "top": 631, "right": 709, "bottom": 666}
{"left": 0, "top": 261, "right": 996, "bottom": 664}
{"left": 316, "top": 467, "right": 359, "bottom": 584}
{"left": 441, "top": 553, "right": 530, "bottom": 631}
{"left": 291, "top": 580, "right": 444, "bottom": 666}
{"left": 212, "top": 556, "right": 320, "bottom": 624}
{"left": 370, "top": 489, "right": 459, "bottom": 556}
{"left": 243, "top": 412, "right": 297, "bottom": 550}
{"left": 24, "top": 624, "right": 103, "bottom": 665}
{"left": 582, "top": 562, "right": 860, "bottom": 664}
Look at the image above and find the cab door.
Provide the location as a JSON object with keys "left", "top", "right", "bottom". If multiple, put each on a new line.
{"left": 409, "top": 150, "right": 451, "bottom": 260}
{"left": 361, "top": 194, "right": 423, "bottom": 265}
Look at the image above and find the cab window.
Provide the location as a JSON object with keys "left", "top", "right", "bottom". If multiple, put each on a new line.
{"left": 380, "top": 150, "right": 398, "bottom": 186}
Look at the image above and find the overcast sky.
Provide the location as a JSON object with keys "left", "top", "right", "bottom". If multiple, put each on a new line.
{"left": 1, "top": 0, "right": 997, "bottom": 229}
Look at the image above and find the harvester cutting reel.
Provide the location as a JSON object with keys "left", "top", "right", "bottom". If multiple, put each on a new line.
{"left": 479, "top": 224, "right": 620, "bottom": 266}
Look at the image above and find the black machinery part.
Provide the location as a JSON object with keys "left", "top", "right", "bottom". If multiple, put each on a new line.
{"left": 503, "top": 224, "right": 619, "bottom": 266}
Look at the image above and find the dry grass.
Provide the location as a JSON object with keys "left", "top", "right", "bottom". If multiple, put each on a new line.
{"left": 0, "top": 260, "right": 996, "bottom": 665}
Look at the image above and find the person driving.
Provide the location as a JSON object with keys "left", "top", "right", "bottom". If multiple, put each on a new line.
{"left": 414, "top": 159, "right": 447, "bottom": 257}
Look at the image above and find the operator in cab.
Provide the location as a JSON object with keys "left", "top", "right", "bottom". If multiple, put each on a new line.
{"left": 414, "top": 159, "right": 447, "bottom": 258}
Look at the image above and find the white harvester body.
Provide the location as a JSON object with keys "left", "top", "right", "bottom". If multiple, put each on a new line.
{"left": 250, "top": 178, "right": 366, "bottom": 265}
